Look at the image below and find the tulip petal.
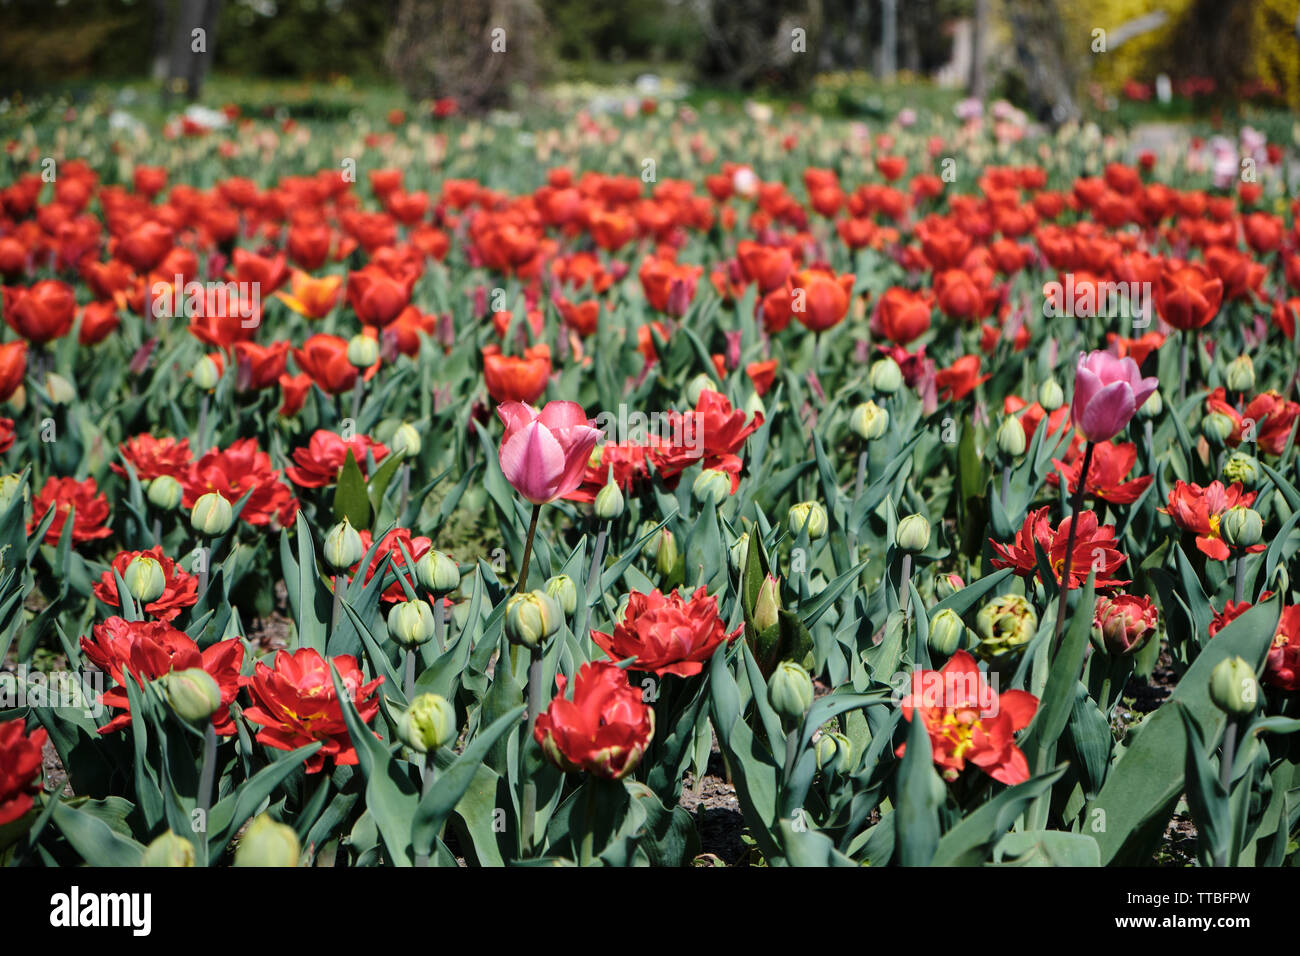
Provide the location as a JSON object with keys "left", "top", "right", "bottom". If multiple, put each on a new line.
{"left": 1079, "top": 380, "right": 1135, "bottom": 442}
{"left": 499, "top": 420, "right": 566, "bottom": 504}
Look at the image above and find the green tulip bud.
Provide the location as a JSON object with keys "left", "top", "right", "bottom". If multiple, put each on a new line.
{"left": 545, "top": 574, "right": 578, "bottom": 616}
{"left": 996, "top": 416, "right": 1026, "bottom": 459}
{"left": 159, "top": 667, "right": 222, "bottom": 724}
{"left": 388, "top": 599, "right": 435, "bottom": 647}
{"left": 850, "top": 400, "right": 889, "bottom": 440}
{"left": 147, "top": 474, "right": 184, "bottom": 510}
{"left": 391, "top": 422, "right": 422, "bottom": 458}
{"left": 869, "top": 357, "right": 903, "bottom": 394}
{"left": 768, "top": 660, "right": 814, "bottom": 720}
{"left": 141, "top": 830, "right": 196, "bottom": 867}
{"left": 1209, "top": 656, "right": 1258, "bottom": 716}
{"left": 1224, "top": 354, "right": 1256, "bottom": 393}
{"left": 692, "top": 468, "right": 732, "bottom": 506}
{"left": 504, "top": 590, "right": 562, "bottom": 648}
{"left": 1137, "top": 388, "right": 1163, "bottom": 419}
{"left": 655, "top": 528, "right": 679, "bottom": 577}
{"left": 1223, "top": 451, "right": 1261, "bottom": 488}
{"left": 753, "top": 574, "right": 781, "bottom": 632}
{"left": 744, "top": 392, "right": 766, "bottom": 420}
{"left": 1202, "top": 410, "right": 1235, "bottom": 444}
{"left": 124, "top": 554, "right": 166, "bottom": 604}
{"left": 928, "top": 608, "right": 966, "bottom": 657}
{"left": 233, "top": 813, "right": 300, "bottom": 867}
{"left": 975, "top": 594, "right": 1038, "bottom": 663}
{"left": 323, "top": 518, "right": 364, "bottom": 570}
{"left": 1038, "top": 378, "right": 1064, "bottom": 411}
{"left": 815, "top": 731, "right": 853, "bottom": 774}
{"left": 416, "top": 549, "right": 460, "bottom": 596}
{"left": 42, "top": 372, "right": 75, "bottom": 406}
{"left": 1221, "top": 506, "right": 1263, "bottom": 549}
{"left": 895, "top": 514, "right": 931, "bottom": 553}
{"left": 933, "top": 572, "right": 963, "bottom": 600}
{"left": 594, "top": 478, "right": 625, "bottom": 520}
{"left": 398, "top": 692, "right": 457, "bottom": 753}
{"left": 686, "top": 373, "right": 718, "bottom": 406}
{"left": 788, "top": 500, "right": 828, "bottom": 539}
{"left": 192, "top": 355, "right": 221, "bottom": 391}
{"left": 190, "top": 492, "right": 233, "bottom": 536}
{"left": 347, "top": 333, "right": 379, "bottom": 368}
{"left": 729, "top": 533, "right": 750, "bottom": 574}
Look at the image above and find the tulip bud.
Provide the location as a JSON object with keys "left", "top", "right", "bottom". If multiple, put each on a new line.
{"left": 192, "top": 355, "right": 221, "bottom": 390}
{"left": 655, "top": 528, "right": 679, "bottom": 577}
{"left": 996, "top": 416, "right": 1027, "bottom": 459}
{"left": 1202, "top": 410, "right": 1235, "bottom": 444}
{"left": 594, "top": 478, "right": 625, "bottom": 519}
{"left": 347, "top": 333, "right": 379, "bottom": 368}
{"left": 124, "top": 554, "right": 166, "bottom": 604}
{"left": 416, "top": 549, "right": 460, "bottom": 596}
{"left": 1223, "top": 451, "right": 1261, "bottom": 488}
{"left": 928, "top": 608, "right": 966, "bottom": 657}
{"left": 815, "top": 731, "right": 853, "bottom": 774}
{"left": 1092, "top": 595, "right": 1157, "bottom": 656}
{"left": 398, "top": 692, "right": 456, "bottom": 753}
{"left": 685, "top": 373, "right": 717, "bottom": 406}
{"left": 753, "top": 574, "right": 781, "bottom": 632}
{"left": 788, "top": 500, "right": 828, "bottom": 539}
{"left": 975, "top": 594, "right": 1038, "bottom": 663}
{"left": 43, "top": 372, "right": 75, "bottom": 406}
{"left": 388, "top": 599, "right": 435, "bottom": 647}
{"left": 1137, "top": 388, "right": 1163, "bottom": 419}
{"left": 768, "top": 660, "right": 814, "bottom": 720}
{"left": 850, "top": 400, "right": 889, "bottom": 440}
{"left": 504, "top": 590, "right": 562, "bottom": 648}
{"left": 641, "top": 521, "right": 664, "bottom": 558}
{"left": 895, "top": 514, "right": 931, "bottom": 553}
{"left": 159, "top": 667, "right": 222, "bottom": 723}
{"left": 233, "top": 813, "right": 300, "bottom": 867}
{"left": 1224, "top": 354, "right": 1256, "bottom": 393}
{"left": 323, "top": 518, "right": 363, "bottom": 570}
{"left": 1221, "top": 506, "right": 1263, "bottom": 549}
{"left": 1038, "top": 378, "right": 1064, "bottom": 411}
{"left": 190, "top": 492, "right": 234, "bottom": 536}
{"left": 1209, "top": 656, "right": 1258, "bottom": 716}
{"left": 692, "top": 468, "right": 732, "bottom": 505}
{"left": 869, "top": 357, "right": 903, "bottom": 394}
{"left": 544, "top": 574, "right": 578, "bottom": 615}
{"left": 391, "top": 422, "right": 422, "bottom": 458}
{"left": 933, "top": 572, "right": 963, "bottom": 600}
{"left": 142, "top": 830, "right": 196, "bottom": 867}
{"left": 0, "top": 473, "right": 25, "bottom": 513}
{"left": 729, "top": 533, "right": 750, "bottom": 573}
{"left": 147, "top": 474, "right": 184, "bottom": 510}
{"left": 744, "top": 392, "right": 766, "bottom": 420}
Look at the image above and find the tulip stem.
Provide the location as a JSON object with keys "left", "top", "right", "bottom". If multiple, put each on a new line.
{"left": 197, "top": 721, "right": 217, "bottom": 865}
{"left": 1000, "top": 465, "right": 1011, "bottom": 508}
{"left": 331, "top": 573, "right": 344, "bottom": 633}
{"left": 1214, "top": 717, "right": 1240, "bottom": 867}
{"left": 899, "top": 552, "right": 913, "bottom": 623}
{"left": 398, "top": 462, "right": 411, "bottom": 517}
{"left": 1179, "top": 333, "right": 1189, "bottom": 405}
{"left": 349, "top": 376, "right": 363, "bottom": 422}
{"left": 1233, "top": 552, "right": 1246, "bottom": 605}
{"left": 517, "top": 503, "right": 542, "bottom": 594}
{"left": 587, "top": 525, "right": 608, "bottom": 596}
{"left": 152, "top": 517, "right": 162, "bottom": 549}
{"left": 1053, "top": 440, "right": 1095, "bottom": 652}
{"left": 433, "top": 599, "right": 446, "bottom": 653}
{"left": 198, "top": 393, "right": 209, "bottom": 450}
{"left": 404, "top": 649, "right": 416, "bottom": 701}
{"left": 579, "top": 780, "right": 597, "bottom": 866}
{"left": 522, "top": 645, "right": 543, "bottom": 857}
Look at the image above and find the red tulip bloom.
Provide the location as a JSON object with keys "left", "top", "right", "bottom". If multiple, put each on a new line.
{"left": 934, "top": 268, "right": 998, "bottom": 321}
{"left": 0, "top": 719, "right": 47, "bottom": 825}
{"left": 240, "top": 647, "right": 383, "bottom": 773}
{"left": 81, "top": 617, "right": 244, "bottom": 735}
{"left": 78, "top": 300, "right": 120, "bottom": 346}
{"left": 535, "top": 660, "right": 655, "bottom": 780}
{"left": 1049, "top": 441, "right": 1152, "bottom": 504}
{"left": 112, "top": 434, "right": 193, "bottom": 482}
{"left": 181, "top": 438, "right": 298, "bottom": 528}
{"left": 482, "top": 343, "right": 551, "bottom": 404}
{"left": 746, "top": 359, "right": 778, "bottom": 396}
{"left": 93, "top": 547, "right": 197, "bottom": 622}
{"left": 736, "top": 241, "right": 794, "bottom": 293}
{"left": 346, "top": 265, "right": 414, "bottom": 327}
{"left": 1160, "top": 480, "right": 1263, "bottom": 561}
{"left": 29, "top": 476, "right": 112, "bottom": 546}
{"left": 115, "top": 221, "right": 174, "bottom": 274}
{"left": 788, "top": 269, "right": 855, "bottom": 333}
{"left": 351, "top": 528, "right": 433, "bottom": 602}
{"left": 875, "top": 286, "right": 933, "bottom": 346}
{"left": 897, "top": 650, "right": 1038, "bottom": 785}
{"left": 285, "top": 429, "right": 389, "bottom": 488}
{"left": 3, "top": 280, "right": 77, "bottom": 343}
{"left": 1210, "top": 596, "right": 1268, "bottom": 637}
{"left": 278, "top": 372, "right": 312, "bottom": 417}
{"left": 1265, "top": 605, "right": 1300, "bottom": 691}
{"left": 229, "top": 248, "right": 290, "bottom": 295}
{"left": 990, "top": 506, "right": 1129, "bottom": 590}
{"left": 592, "top": 587, "right": 742, "bottom": 677}
{"left": 0, "top": 340, "right": 28, "bottom": 402}
{"left": 1204, "top": 246, "right": 1265, "bottom": 303}
{"left": 638, "top": 257, "right": 702, "bottom": 317}
{"left": 294, "top": 333, "right": 358, "bottom": 396}
{"left": 651, "top": 390, "right": 763, "bottom": 485}
{"left": 232, "top": 340, "right": 290, "bottom": 391}
{"left": 1093, "top": 593, "right": 1158, "bottom": 655}
{"left": 1155, "top": 263, "right": 1222, "bottom": 330}
{"left": 1205, "top": 387, "right": 1300, "bottom": 457}
{"left": 934, "top": 354, "right": 990, "bottom": 402}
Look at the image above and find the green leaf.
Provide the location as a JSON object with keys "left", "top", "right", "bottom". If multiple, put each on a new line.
{"left": 333, "top": 449, "right": 372, "bottom": 529}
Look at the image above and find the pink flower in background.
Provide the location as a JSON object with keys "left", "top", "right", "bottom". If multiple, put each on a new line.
{"left": 1070, "top": 350, "right": 1158, "bottom": 443}
{"left": 497, "top": 400, "right": 603, "bottom": 505}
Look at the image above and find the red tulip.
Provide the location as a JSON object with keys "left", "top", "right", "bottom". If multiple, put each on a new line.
{"left": 790, "top": 268, "right": 855, "bottom": 333}
{"left": 93, "top": 547, "right": 198, "bottom": 622}
{"left": 294, "top": 333, "right": 358, "bottom": 395}
{"left": 29, "top": 476, "right": 112, "bottom": 545}
{"left": 534, "top": 660, "right": 655, "bottom": 780}
{"left": 875, "top": 286, "right": 933, "bottom": 345}
{"left": 482, "top": 344, "right": 551, "bottom": 404}
{"left": 1155, "top": 263, "right": 1222, "bottom": 330}
{"left": 285, "top": 429, "right": 389, "bottom": 488}
{"left": 990, "top": 506, "right": 1129, "bottom": 590}
{"left": 112, "top": 434, "right": 193, "bottom": 482}
{"left": 1049, "top": 441, "right": 1152, "bottom": 505}
{"left": 0, "top": 340, "right": 27, "bottom": 401}
{"left": 591, "top": 587, "right": 742, "bottom": 677}
{"left": 181, "top": 438, "right": 298, "bottom": 528}
{"left": 0, "top": 719, "right": 47, "bottom": 825}
{"left": 3, "top": 280, "right": 77, "bottom": 344}
{"left": 1160, "top": 480, "right": 1263, "bottom": 561}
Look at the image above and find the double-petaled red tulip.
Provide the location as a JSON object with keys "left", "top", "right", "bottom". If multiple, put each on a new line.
{"left": 591, "top": 587, "right": 742, "bottom": 677}
{"left": 875, "top": 286, "right": 933, "bottom": 346}
{"left": 0, "top": 340, "right": 27, "bottom": 402}
{"left": 285, "top": 429, "right": 389, "bottom": 488}
{"left": 1070, "top": 350, "right": 1158, "bottom": 443}
{"left": 482, "top": 344, "right": 551, "bottom": 404}
{"left": 0, "top": 719, "right": 47, "bottom": 825}
{"left": 240, "top": 647, "right": 383, "bottom": 773}
{"left": 181, "top": 438, "right": 298, "bottom": 528}
{"left": 534, "top": 660, "right": 655, "bottom": 780}
{"left": 650, "top": 390, "right": 763, "bottom": 485}
{"left": 294, "top": 333, "right": 358, "bottom": 395}
{"left": 990, "top": 506, "right": 1129, "bottom": 590}
{"left": 1155, "top": 263, "right": 1222, "bottom": 330}
{"left": 3, "top": 280, "right": 77, "bottom": 343}
{"left": 897, "top": 650, "right": 1037, "bottom": 785}
{"left": 350, "top": 528, "right": 433, "bottom": 602}
{"left": 790, "top": 268, "right": 855, "bottom": 333}
{"left": 29, "top": 476, "right": 113, "bottom": 546}
{"left": 112, "top": 434, "right": 193, "bottom": 482}
{"left": 1049, "top": 441, "right": 1152, "bottom": 504}
{"left": 81, "top": 617, "right": 244, "bottom": 735}
{"left": 1093, "top": 594, "right": 1158, "bottom": 655}
{"left": 93, "top": 547, "right": 198, "bottom": 622}
{"left": 1160, "top": 480, "right": 1263, "bottom": 561}
{"left": 1205, "top": 387, "right": 1300, "bottom": 457}
{"left": 497, "top": 400, "right": 602, "bottom": 505}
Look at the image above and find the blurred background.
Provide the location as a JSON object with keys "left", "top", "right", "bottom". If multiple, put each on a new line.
{"left": 0, "top": 0, "right": 1296, "bottom": 125}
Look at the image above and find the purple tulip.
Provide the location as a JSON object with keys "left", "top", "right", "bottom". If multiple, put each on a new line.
{"left": 1070, "top": 350, "right": 1159, "bottom": 443}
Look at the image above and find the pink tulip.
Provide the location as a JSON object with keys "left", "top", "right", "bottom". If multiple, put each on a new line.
{"left": 497, "top": 401, "right": 603, "bottom": 505}
{"left": 1070, "top": 350, "right": 1158, "bottom": 442}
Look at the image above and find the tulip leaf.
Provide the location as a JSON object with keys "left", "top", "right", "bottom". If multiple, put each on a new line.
{"left": 333, "top": 449, "right": 372, "bottom": 530}
{"left": 207, "top": 742, "right": 322, "bottom": 854}
{"left": 50, "top": 799, "right": 145, "bottom": 867}
{"left": 993, "top": 829, "right": 1101, "bottom": 866}
{"left": 894, "top": 704, "right": 943, "bottom": 866}
{"left": 931, "top": 764, "right": 1067, "bottom": 866}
